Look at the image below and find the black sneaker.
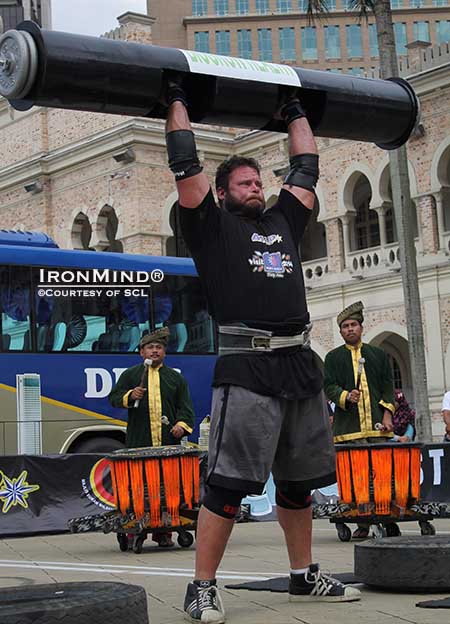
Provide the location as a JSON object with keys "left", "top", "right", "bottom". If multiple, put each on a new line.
{"left": 183, "top": 581, "right": 226, "bottom": 623}
{"left": 289, "top": 564, "right": 361, "bottom": 602}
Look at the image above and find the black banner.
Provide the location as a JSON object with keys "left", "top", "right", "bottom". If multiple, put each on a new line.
{"left": 419, "top": 444, "right": 450, "bottom": 501}
{"left": 0, "top": 444, "right": 449, "bottom": 536}
{"left": 0, "top": 454, "right": 114, "bottom": 536}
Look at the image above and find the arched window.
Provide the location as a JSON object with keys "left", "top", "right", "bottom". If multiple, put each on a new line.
{"left": 353, "top": 176, "right": 379, "bottom": 250}
{"left": 96, "top": 206, "right": 123, "bottom": 253}
{"left": 376, "top": 333, "right": 412, "bottom": 404}
{"left": 388, "top": 353, "right": 403, "bottom": 391}
{"left": 71, "top": 212, "right": 93, "bottom": 250}
{"left": 385, "top": 205, "right": 397, "bottom": 244}
{"left": 299, "top": 198, "right": 327, "bottom": 261}
{"left": 105, "top": 209, "right": 123, "bottom": 252}
{"left": 166, "top": 203, "right": 191, "bottom": 258}
{"left": 385, "top": 180, "right": 418, "bottom": 240}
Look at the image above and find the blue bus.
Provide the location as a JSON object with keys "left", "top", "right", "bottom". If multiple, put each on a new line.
{"left": 0, "top": 231, "right": 216, "bottom": 454}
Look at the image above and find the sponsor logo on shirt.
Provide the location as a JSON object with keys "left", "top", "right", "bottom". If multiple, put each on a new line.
{"left": 251, "top": 233, "right": 283, "bottom": 245}
{"left": 248, "top": 251, "right": 293, "bottom": 278}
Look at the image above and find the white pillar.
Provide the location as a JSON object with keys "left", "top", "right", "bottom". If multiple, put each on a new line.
{"left": 340, "top": 214, "right": 351, "bottom": 269}
{"left": 374, "top": 204, "right": 387, "bottom": 248}
{"left": 434, "top": 191, "right": 446, "bottom": 252}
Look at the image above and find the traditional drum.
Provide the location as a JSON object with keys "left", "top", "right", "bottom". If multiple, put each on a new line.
{"left": 335, "top": 443, "right": 422, "bottom": 516}
{"left": 108, "top": 446, "right": 201, "bottom": 527}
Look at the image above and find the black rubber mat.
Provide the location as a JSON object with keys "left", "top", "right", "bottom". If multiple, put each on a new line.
{"left": 416, "top": 597, "right": 450, "bottom": 609}
{"left": 225, "top": 573, "right": 360, "bottom": 592}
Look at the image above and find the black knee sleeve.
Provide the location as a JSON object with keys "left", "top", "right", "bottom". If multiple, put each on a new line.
{"left": 203, "top": 485, "right": 245, "bottom": 519}
{"left": 275, "top": 486, "right": 312, "bottom": 510}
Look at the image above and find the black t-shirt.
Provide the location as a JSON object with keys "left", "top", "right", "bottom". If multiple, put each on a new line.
{"left": 179, "top": 188, "right": 322, "bottom": 400}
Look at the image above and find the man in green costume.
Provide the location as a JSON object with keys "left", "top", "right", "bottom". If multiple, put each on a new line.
{"left": 324, "top": 302, "right": 396, "bottom": 539}
{"left": 109, "top": 326, "right": 195, "bottom": 546}
{"left": 324, "top": 301, "right": 395, "bottom": 443}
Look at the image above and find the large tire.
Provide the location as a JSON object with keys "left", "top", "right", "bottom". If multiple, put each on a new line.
{"left": 355, "top": 536, "right": 450, "bottom": 591}
{"left": 71, "top": 436, "right": 125, "bottom": 454}
{"left": 0, "top": 582, "right": 148, "bottom": 624}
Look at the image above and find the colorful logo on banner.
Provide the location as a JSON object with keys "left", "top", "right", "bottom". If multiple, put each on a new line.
{"left": 0, "top": 470, "right": 40, "bottom": 513}
{"left": 81, "top": 458, "right": 116, "bottom": 510}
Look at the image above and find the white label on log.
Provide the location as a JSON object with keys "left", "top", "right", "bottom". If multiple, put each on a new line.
{"left": 180, "top": 49, "right": 301, "bottom": 87}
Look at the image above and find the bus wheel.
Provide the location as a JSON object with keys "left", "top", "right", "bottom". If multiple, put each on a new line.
{"left": 71, "top": 437, "right": 125, "bottom": 454}
{"left": 0, "top": 582, "right": 148, "bottom": 624}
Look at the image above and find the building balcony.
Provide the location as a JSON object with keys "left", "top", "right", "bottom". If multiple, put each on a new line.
{"left": 303, "top": 257, "right": 329, "bottom": 285}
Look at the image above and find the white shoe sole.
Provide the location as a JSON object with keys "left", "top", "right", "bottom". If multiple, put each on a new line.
{"left": 184, "top": 612, "right": 226, "bottom": 623}
{"left": 289, "top": 592, "right": 361, "bottom": 603}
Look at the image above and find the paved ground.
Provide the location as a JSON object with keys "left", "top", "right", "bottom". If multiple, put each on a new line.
{"left": 0, "top": 518, "right": 450, "bottom": 623}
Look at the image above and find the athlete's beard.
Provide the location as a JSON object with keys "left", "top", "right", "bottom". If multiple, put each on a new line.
{"left": 223, "top": 194, "right": 265, "bottom": 219}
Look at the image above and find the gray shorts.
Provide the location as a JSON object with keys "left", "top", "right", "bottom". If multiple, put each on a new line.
{"left": 207, "top": 385, "right": 336, "bottom": 495}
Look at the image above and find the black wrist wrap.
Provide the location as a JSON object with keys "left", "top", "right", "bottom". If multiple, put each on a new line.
{"left": 284, "top": 153, "right": 319, "bottom": 192}
{"left": 281, "top": 100, "right": 307, "bottom": 126}
{"left": 166, "top": 130, "right": 203, "bottom": 181}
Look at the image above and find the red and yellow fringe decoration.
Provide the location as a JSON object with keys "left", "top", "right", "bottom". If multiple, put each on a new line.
{"left": 350, "top": 449, "right": 370, "bottom": 512}
{"left": 111, "top": 459, "right": 131, "bottom": 516}
{"left": 409, "top": 447, "right": 421, "bottom": 501}
{"left": 129, "top": 459, "right": 145, "bottom": 520}
{"left": 181, "top": 455, "right": 194, "bottom": 509}
{"left": 371, "top": 447, "right": 392, "bottom": 515}
{"left": 162, "top": 457, "right": 181, "bottom": 526}
{"left": 145, "top": 459, "right": 161, "bottom": 527}
{"left": 193, "top": 458, "right": 200, "bottom": 506}
{"left": 393, "top": 447, "right": 410, "bottom": 510}
{"left": 336, "top": 450, "right": 352, "bottom": 503}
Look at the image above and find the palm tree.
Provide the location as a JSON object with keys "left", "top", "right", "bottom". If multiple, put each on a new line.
{"left": 305, "top": 0, "right": 431, "bottom": 440}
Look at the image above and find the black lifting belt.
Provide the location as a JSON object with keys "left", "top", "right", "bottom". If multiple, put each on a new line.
{"left": 284, "top": 153, "right": 319, "bottom": 192}
{"left": 166, "top": 129, "right": 203, "bottom": 181}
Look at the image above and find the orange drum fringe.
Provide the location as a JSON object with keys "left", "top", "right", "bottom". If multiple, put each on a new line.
{"left": 162, "top": 457, "right": 181, "bottom": 526}
{"left": 181, "top": 455, "right": 194, "bottom": 509}
{"left": 410, "top": 447, "right": 421, "bottom": 501}
{"left": 336, "top": 450, "right": 352, "bottom": 503}
{"left": 145, "top": 459, "right": 161, "bottom": 527}
{"left": 372, "top": 448, "right": 392, "bottom": 514}
{"left": 193, "top": 458, "right": 200, "bottom": 506}
{"left": 129, "top": 459, "right": 145, "bottom": 520}
{"left": 350, "top": 449, "right": 370, "bottom": 512}
{"left": 112, "top": 460, "right": 131, "bottom": 516}
{"left": 110, "top": 460, "right": 120, "bottom": 512}
{"left": 110, "top": 450, "right": 201, "bottom": 528}
{"left": 394, "top": 447, "right": 410, "bottom": 510}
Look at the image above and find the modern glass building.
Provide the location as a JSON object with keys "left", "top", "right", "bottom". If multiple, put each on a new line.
{"left": 147, "top": 0, "right": 450, "bottom": 73}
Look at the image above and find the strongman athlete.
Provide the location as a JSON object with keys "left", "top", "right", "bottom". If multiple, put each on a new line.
{"left": 164, "top": 80, "right": 361, "bottom": 623}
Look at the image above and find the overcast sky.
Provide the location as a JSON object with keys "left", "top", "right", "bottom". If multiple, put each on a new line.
{"left": 52, "top": 0, "right": 148, "bottom": 36}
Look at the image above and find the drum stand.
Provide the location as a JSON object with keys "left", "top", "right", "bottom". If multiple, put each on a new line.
{"left": 312, "top": 501, "right": 447, "bottom": 542}
{"left": 330, "top": 515, "right": 436, "bottom": 543}
{"left": 69, "top": 506, "right": 199, "bottom": 553}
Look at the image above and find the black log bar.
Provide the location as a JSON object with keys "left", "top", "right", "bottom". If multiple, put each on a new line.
{"left": 0, "top": 21, "right": 419, "bottom": 149}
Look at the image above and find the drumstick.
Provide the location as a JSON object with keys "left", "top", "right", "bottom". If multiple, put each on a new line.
{"left": 133, "top": 358, "right": 153, "bottom": 408}
{"left": 356, "top": 357, "right": 365, "bottom": 390}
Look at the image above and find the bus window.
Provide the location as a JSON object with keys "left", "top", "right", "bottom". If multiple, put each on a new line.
{"left": 0, "top": 266, "right": 31, "bottom": 351}
{"left": 152, "top": 276, "right": 215, "bottom": 354}
{"left": 32, "top": 269, "right": 151, "bottom": 352}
